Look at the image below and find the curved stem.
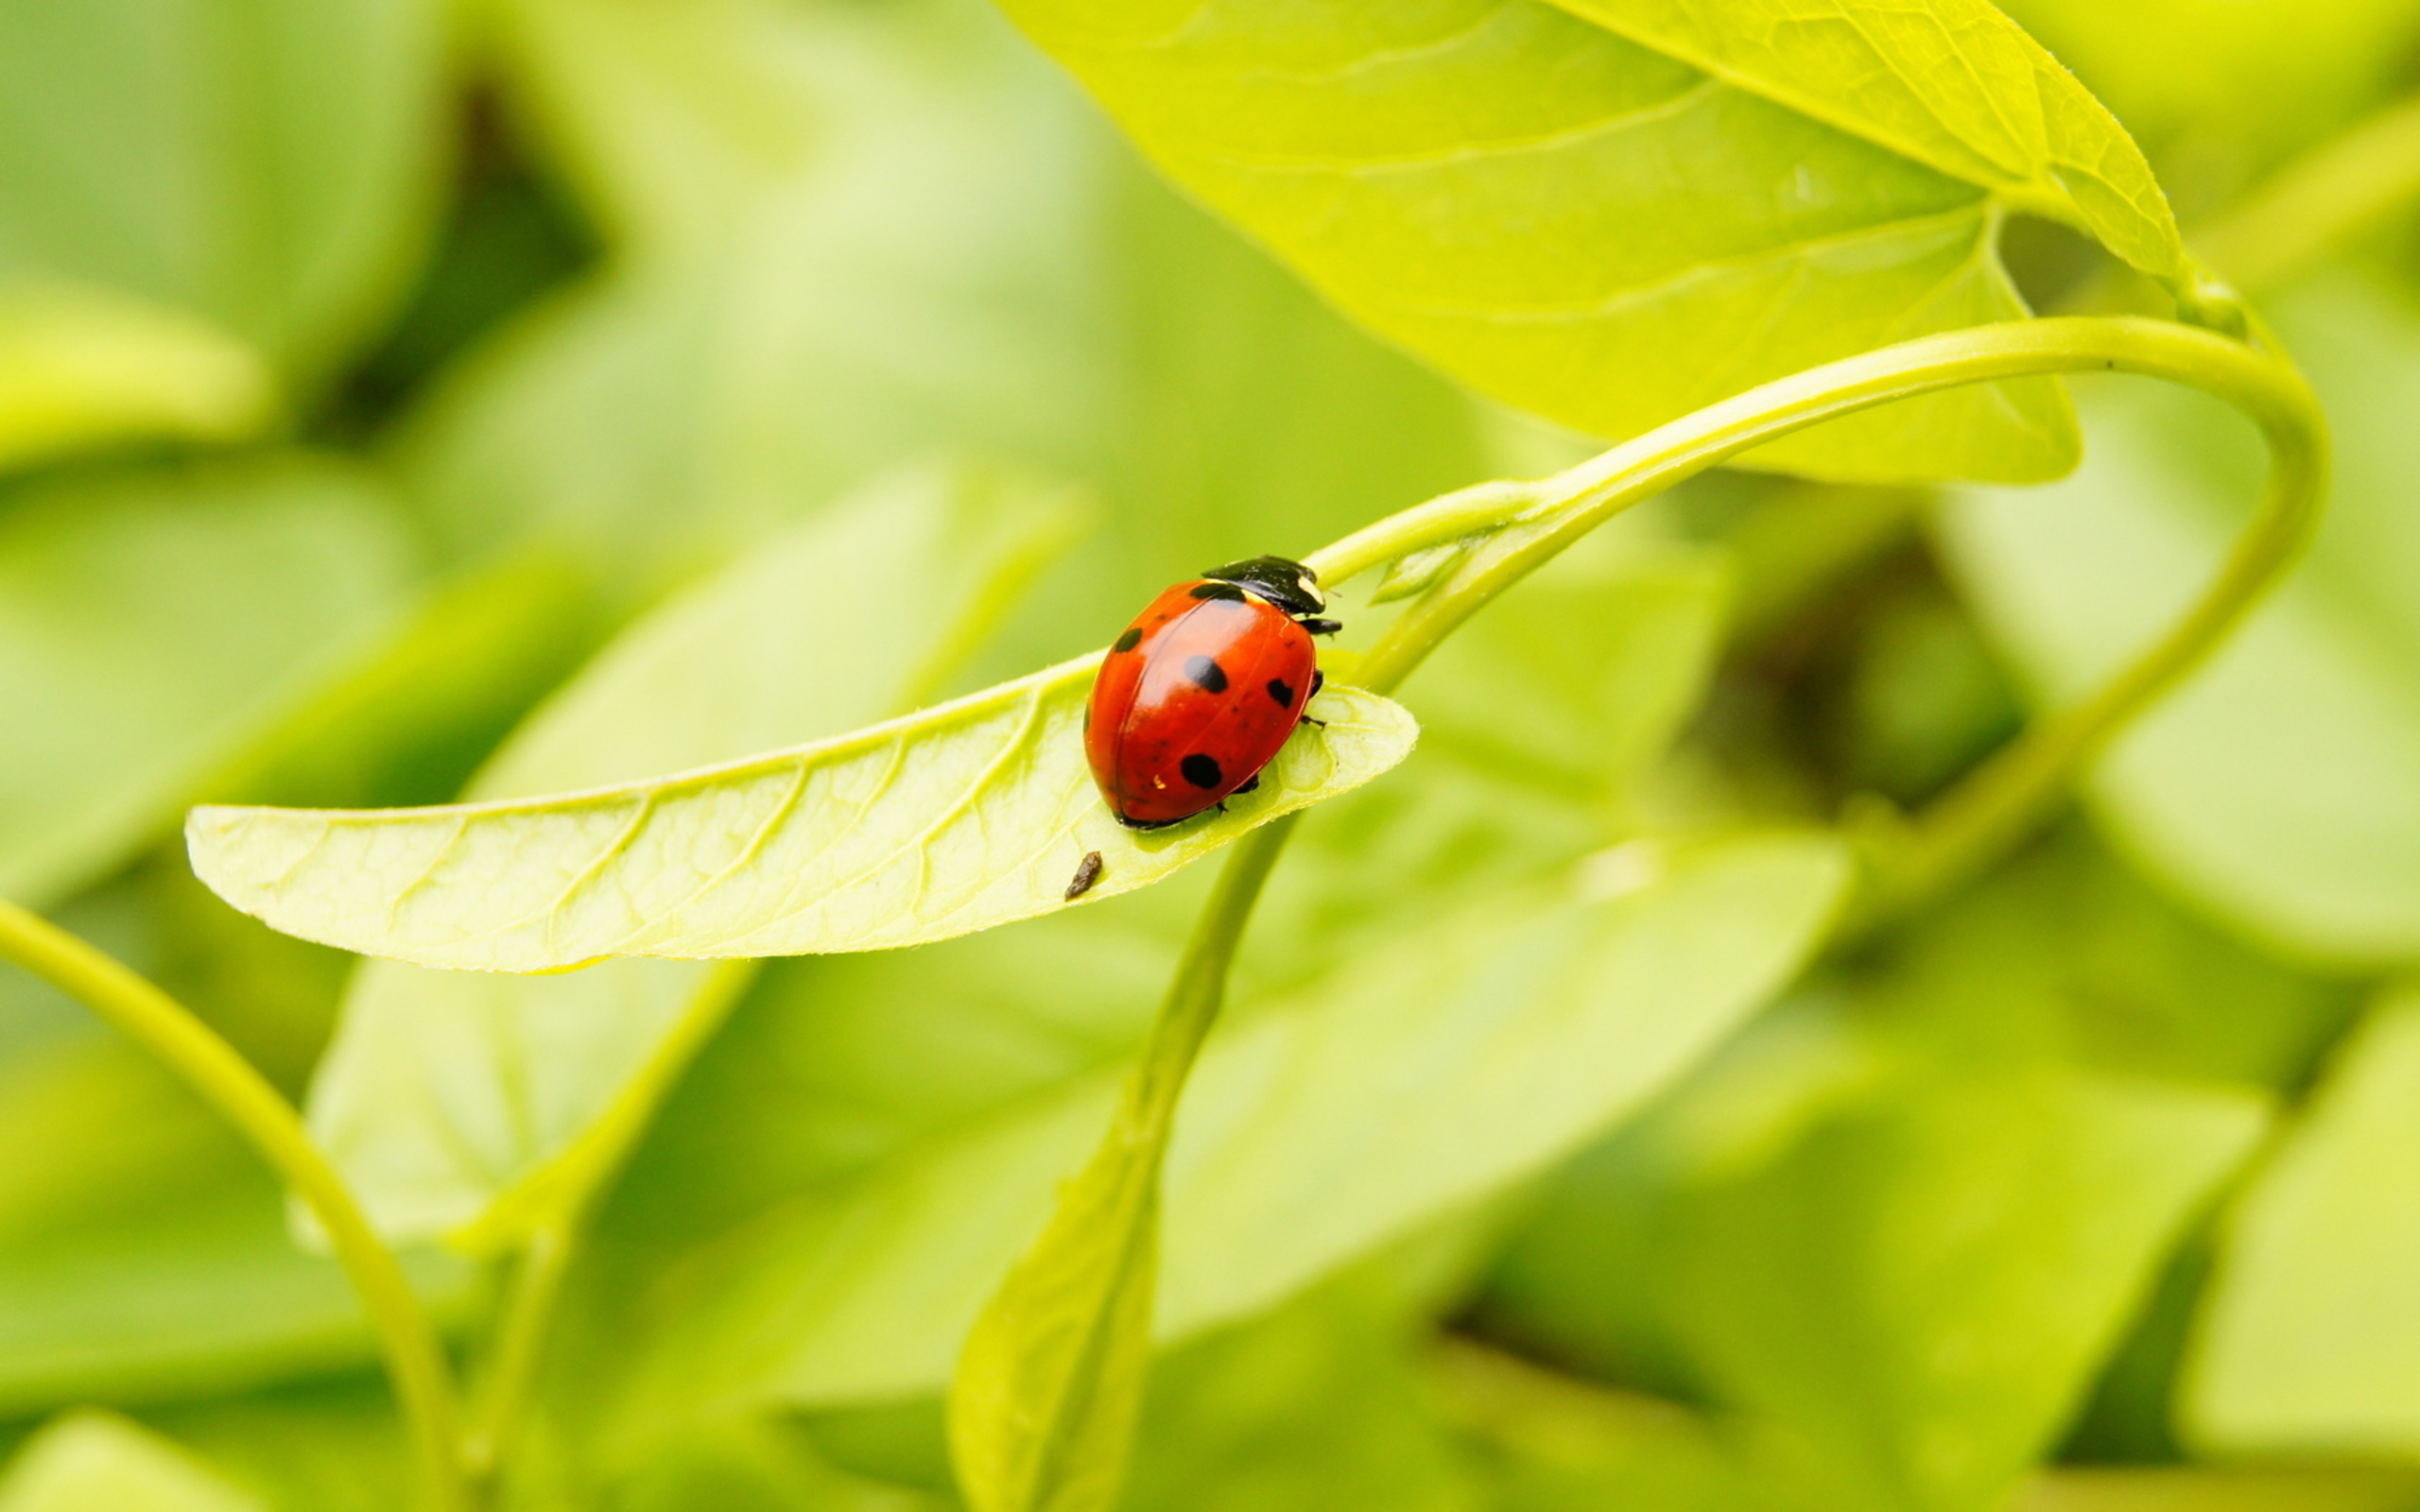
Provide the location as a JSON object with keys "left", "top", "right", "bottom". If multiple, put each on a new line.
{"left": 958, "top": 311, "right": 2324, "bottom": 1512}
{"left": 0, "top": 898, "right": 467, "bottom": 1512}
{"left": 1316, "top": 316, "right": 2325, "bottom": 919}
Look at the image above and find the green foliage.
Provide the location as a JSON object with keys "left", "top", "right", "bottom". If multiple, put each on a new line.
{"left": 0, "top": 0, "right": 444, "bottom": 379}
{"left": 0, "top": 1411, "right": 263, "bottom": 1512}
{"left": 306, "top": 463, "right": 1088, "bottom": 1246}
{"left": 986, "top": 0, "right": 2191, "bottom": 483}
{"left": 186, "top": 673, "right": 1412, "bottom": 970}
{"left": 0, "top": 458, "right": 418, "bottom": 907}
{"left": 1945, "top": 272, "right": 2420, "bottom": 964}
{"left": 2187, "top": 987, "right": 2420, "bottom": 1457}
{"left": 0, "top": 0, "right": 2411, "bottom": 1507}
{"left": 0, "top": 284, "right": 272, "bottom": 472}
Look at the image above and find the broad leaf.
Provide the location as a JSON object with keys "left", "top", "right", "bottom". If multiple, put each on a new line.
{"left": 614, "top": 834, "right": 1842, "bottom": 1418}
{"left": 0, "top": 0, "right": 444, "bottom": 377}
{"left": 0, "top": 282, "right": 272, "bottom": 472}
{"left": 188, "top": 670, "right": 1412, "bottom": 971}
{"left": 1943, "top": 272, "right": 2420, "bottom": 966}
{"left": 304, "top": 465, "right": 1089, "bottom": 1245}
{"left": 2187, "top": 988, "right": 2420, "bottom": 1458}
{"left": 0, "top": 1412, "right": 261, "bottom": 1512}
{"left": 1482, "top": 995, "right": 2267, "bottom": 1512}
{"left": 1997, "top": 0, "right": 2420, "bottom": 209}
{"left": 990, "top": 0, "right": 2182, "bottom": 483}
{"left": 0, "top": 457, "right": 418, "bottom": 907}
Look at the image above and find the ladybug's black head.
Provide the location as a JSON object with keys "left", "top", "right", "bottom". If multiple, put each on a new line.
{"left": 1202, "top": 555, "right": 1324, "bottom": 618}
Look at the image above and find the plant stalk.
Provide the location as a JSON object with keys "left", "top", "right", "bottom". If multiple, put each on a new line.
{"left": 0, "top": 897, "right": 468, "bottom": 1512}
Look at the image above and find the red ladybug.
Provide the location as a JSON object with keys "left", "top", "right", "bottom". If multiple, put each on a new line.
{"left": 1086, "top": 555, "right": 1340, "bottom": 829}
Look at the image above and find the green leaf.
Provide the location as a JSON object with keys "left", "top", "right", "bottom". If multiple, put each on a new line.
{"left": 614, "top": 834, "right": 1842, "bottom": 1418}
{"left": 0, "top": 1412, "right": 262, "bottom": 1512}
{"left": 1996, "top": 0, "right": 2420, "bottom": 204}
{"left": 989, "top": 0, "right": 2177, "bottom": 483}
{"left": 302, "top": 464, "right": 1089, "bottom": 1245}
{"left": 1119, "top": 1280, "right": 1487, "bottom": 1512}
{"left": 0, "top": 456, "right": 419, "bottom": 908}
{"left": 0, "top": 282, "right": 273, "bottom": 472}
{"left": 2186, "top": 987, "right": 2420, "bottom": 1459}
{"left": 947, "top": 1096, "right": 1162, "bottom": 1512}
{"left": 1942, "top": 271, "right": 2420, "bottom": 966}
{"left": 187, "top": 670, "right": 1412, "bottom": 971}
{"left": 0, "top": 0, "right": 444, "bottom": 376}
{"left": 1486, "top": 1001, "right": 2268, "bottom": 1512}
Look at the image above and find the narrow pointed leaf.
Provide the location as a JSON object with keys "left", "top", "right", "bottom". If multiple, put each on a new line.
{"left": 305, "top": 464, "right": 1095, "bottom": 1245}
{"left": 190, "top": 675, "right": 1410, "bottom": 970}
{"left": 949, "top": 1124, "right": 1162, "bottom": 1512}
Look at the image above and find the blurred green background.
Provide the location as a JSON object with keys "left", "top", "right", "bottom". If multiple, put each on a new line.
{"left": 4, "top": 0, "right": 2420, "bottom": 1508}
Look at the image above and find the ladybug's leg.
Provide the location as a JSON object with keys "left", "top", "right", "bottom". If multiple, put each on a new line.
{"left": 1296, "top": 669, "right": 1328, "bottom": 730}
{"left": 1232, "top": 773, "right": 1261, "bottom": 796}
{"left": 1299, "top": 618, "right": 1343, "bottom": 637}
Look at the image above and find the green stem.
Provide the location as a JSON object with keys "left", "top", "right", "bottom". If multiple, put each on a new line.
{"left": 1312, "top": 315, "right": 2325, "bottom": 919}
{"left": 959, "top": 311, "right": 2323, "bottom": 1512}
{"left": 0, "top": 898, "right": 467, "bottom": 1512}
{"left": 459, "top": 955, "right": 759, "bottom": 1502}
{"left": 1116, "top": 816, "right": 1299, "bottom": 1147}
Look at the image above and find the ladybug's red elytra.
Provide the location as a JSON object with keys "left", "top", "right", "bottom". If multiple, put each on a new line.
{"left": 1085, "top": 555, "right": 1340, "bottom": 830}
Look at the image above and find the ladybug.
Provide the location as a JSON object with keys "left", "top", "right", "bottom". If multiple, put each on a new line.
{"left": 1085, "top": 555, "right": 1340, "bottom": 830}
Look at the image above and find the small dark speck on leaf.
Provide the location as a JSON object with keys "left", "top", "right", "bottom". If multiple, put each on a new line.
{"left": 1065, "top": 850, "right": 1105, "bottom": 901}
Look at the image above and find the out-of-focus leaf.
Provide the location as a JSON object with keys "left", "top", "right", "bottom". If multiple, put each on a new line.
{"left": 1997, "top": 0, "right": 2420, "bottom": 213}
{"left": 610, "top": 834, "right": 1841, "bottom": 1421}
{"left": 303, "top": 464, "right": 1087, "bottom": 1246}
{"left": 1484, "top": 999, "right": 2267, "bottom": 1512}
{"left": 0, "top": 0, "right": 443, "bottom": 377}
{"left": 1943, "top": 272, "right": 2420, "bottom": 966}
{"left": 408, "top": 0, "right": 1484, "bottom": 617}
{"left": 1435, "top": 1340, "right": 1778, "bottom": 1512}
{"left": 1409, "top": 540, "right": 1729, "bottom": 794}
{"left": 0, "top": 1412, "right": 260, "bottom": 1512}
{"left": 0, "top": 1031, "right": 475, "bottom": 1417}
{"left": 187, "top": 671, "right": 1411, "bottom": 971}
{"left": 605, "top": 1417, "right": 947, "bottom": 1512}
{"left": 988, "top": 0, "right": 2184, "bottom": 483}
{"left": 0, "top": 457, "right": 418, "bottom": 908}
{"left": 0, "top": 283, "right": 273, "bottom": 472}
{"left": 1119, "top": 1282, "right": 1486, "bottom": 1512}
{"left": 141, "top": 1377, "right": 409, "bottom": 1512}
{"left": 1671, "top": 1062, "right": 2264, "bottom": 1510}
{"left": 2008, "top": 1465, "right": 2420, "bottom": 1512}
{"left": 2187, "top": 988, "right": 2420, "bottom": 1459}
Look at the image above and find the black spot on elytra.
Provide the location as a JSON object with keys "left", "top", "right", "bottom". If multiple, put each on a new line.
{"left": 1113, "top": 627, "right": 1142, "bottom": 653}
{"left": 1188, "top": 581, "right": 1247, "bottom": 601}
{"left": 1184, "top": 655, "right": 1228, "bottom": 693}
{"left": 1181, "top": 753, "right": 1223, "bottom": 789}
{"left": 1267, "top": 677, "right": 1294, "bottom": 708}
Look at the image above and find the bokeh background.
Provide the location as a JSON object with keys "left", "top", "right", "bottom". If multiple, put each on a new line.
{"left": 3, "top": 0, "right": 2420, "bottom": 1508}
